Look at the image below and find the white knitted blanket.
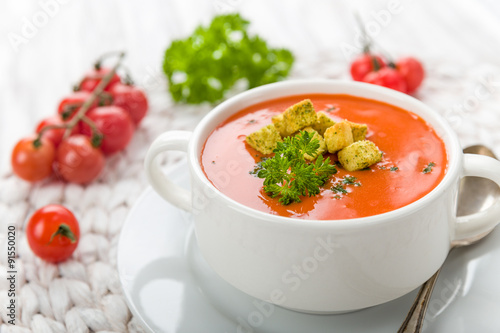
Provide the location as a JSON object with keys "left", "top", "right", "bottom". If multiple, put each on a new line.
{"left": 1, "top": 57, "right": 500, "bottom": 332}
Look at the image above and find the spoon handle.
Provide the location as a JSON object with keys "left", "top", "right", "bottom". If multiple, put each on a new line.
{"left": 397, "top": 268, "right": 441, "bottom": 333}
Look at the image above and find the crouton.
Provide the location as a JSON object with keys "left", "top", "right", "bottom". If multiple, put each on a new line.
{"left": 324, "top": 121, "right": 354, "bottom": 153}
{"left": 300, "top": 127, "right": 326, "bottom": 160}
{"left": 313, "top": 111, "right": 336, "bottom": 136}
{"left": 273, "top": 99, "right": 317, "bottom": 137}
{"left": 246, "top": 124, "right": 283, "bottom": 154}
{"left": 347, "top": 121, "right": 368, "bottom": 142}
{"left": 338, "top": 140, "right": 383, "bottom": 171}
{"left": 271, "top": 114, "right": 287, "bottom": 137}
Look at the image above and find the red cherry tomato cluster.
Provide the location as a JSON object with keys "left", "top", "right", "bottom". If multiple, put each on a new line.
{"left": 11, "top": 54, "right": 148, "bottom": 184}
{"left": 350, "top": 53, "right": 425, "bottom": 94}
{"left": 26, "top": 204, "right": 80, "bottom": 263}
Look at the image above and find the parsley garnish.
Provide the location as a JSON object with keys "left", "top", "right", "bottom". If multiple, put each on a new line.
{"left": 256, "top": 131, "right": 336, "bottom": 205}
{"left": 422, "top": 162, "right": 436, "bottom": 174}
{"left": 390, "top": 166, "right": 399, "bottom": 172}
{"left": 163, "top": 14, "right": 294, "bottom": 104}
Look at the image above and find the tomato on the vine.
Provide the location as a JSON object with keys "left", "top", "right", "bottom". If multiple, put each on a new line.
{"left": 58, "top": 91, "right": 97, "bottom": 120}
{"left": 108, "top": 83, "right": 148, "bottom": 125}
{"left": 79, "top": 67, "right": 121, "bottom": 92}
{"left": 350, "top": 54, "right": 386, "bottom": 82}
{"left": 396, "top": 57, "right": 425, "bottom": 94}
{"left": 56, "top": 135, "right": 105, "bottom": 184}
{"left": 11, "top": 137, "right": 55, "bottom": 182}
{"left": 79, "top": 106, "right": 135, "bottom": 155}
{"left": 11, "top": 53, "right": 149, "bottom": 185}
{"left": 362, "top": 67, "right": 408, "bottom": 93}
{"left": 26, "top": 204, "right": 80, "bottom": 263}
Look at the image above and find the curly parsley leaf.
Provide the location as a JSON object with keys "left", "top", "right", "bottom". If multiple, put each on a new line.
{"left": 163, "top": 14, "right": 294, "bottom": 104}
{"left": 256, "top": 131, "right": 337, "bottom": 205}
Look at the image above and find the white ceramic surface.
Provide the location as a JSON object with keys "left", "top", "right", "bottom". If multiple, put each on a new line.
{"left": 118, "top": 160, "right": 500, "bottom": 333}
{"left": 144, "top": 80, "right": 500, "bottom": 313}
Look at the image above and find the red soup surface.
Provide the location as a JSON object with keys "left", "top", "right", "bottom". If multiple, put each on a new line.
{"left": 201, "top": 94, "right": 447, "bottom": 220}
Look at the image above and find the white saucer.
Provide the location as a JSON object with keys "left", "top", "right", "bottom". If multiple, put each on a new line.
{"left": 117, "top": 160, "right": 500, "bottom": 333}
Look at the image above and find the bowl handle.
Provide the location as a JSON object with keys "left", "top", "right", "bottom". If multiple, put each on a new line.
{"left": 144, "top": 131, "right": 192, "bottom": 212}
{"left": 454, "top": 154, "right": 500, "bottom": 241}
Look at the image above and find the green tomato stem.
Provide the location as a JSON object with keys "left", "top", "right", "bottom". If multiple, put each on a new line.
{"left": 97, "top": 92, "right": 114, "bottom": 106}
{"left": 371, "top": 56, "right": 382, "bottom": 71}
{"left": 49, "top": 224, "right": 77, "bottom": 244}
{"left": 33, "top": 137, "right": 42, "bottom": 148}
{"left": 353, "top": 12, "right": 371, "bottom": 54}
{"left": 81, "top": 115, "right": 104, "bottom": 148}
{"left": 33, "top": 123, "right": 68, "bottom": 149}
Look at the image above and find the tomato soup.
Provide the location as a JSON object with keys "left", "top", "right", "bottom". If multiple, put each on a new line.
{"left": 200, "top": 94, "right": 447, "bottom": 220}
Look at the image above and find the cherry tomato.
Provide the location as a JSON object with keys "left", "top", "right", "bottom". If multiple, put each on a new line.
{"left": 350, "top": 54, "right": 386, "bottom": 81}
{"left": 35, "top": 115, "right": 78, "bottom": 148}
{"left": 58, "top": 91, "right": 97, "bottom": 121}
{"left": 11, "top": 136, "right": 55, "bottom": 182}
{"left": 56, "top": 135, "right": 105, "bottom": 184}
{"left": 108, "top": 83, "right": 148, "bottom": 125}
{"left": 396, "top": 57, "right": 425, "bottom": 94}
{"left": 79, "top": 67, "right": 121, "bottom": 92}
{"left": 362, "top": 67, "right": 408, "bottom": 93}
{"left": 26, "top": 204, "right": 80, "bottom": 263}
{"left": 79, "top": 106, "right": 135, "bottom": 155}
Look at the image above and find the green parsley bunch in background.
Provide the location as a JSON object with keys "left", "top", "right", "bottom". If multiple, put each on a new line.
{"left": 163, "top": 14, "right": 294, "bottom": 104}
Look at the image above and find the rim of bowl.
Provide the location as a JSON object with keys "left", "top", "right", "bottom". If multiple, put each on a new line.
{"left": 189, "top": 79, "right": 461, "bottom": 229}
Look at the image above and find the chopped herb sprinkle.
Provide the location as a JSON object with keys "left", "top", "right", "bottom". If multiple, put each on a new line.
{"left": 331, "top": 175, "right": 362, "bottom": 198}
{"left": 249, "top": 157, "right": 268, "bottom": 176}
{"left": 331, "top": 184, "right": 348, "bottom": 194}
{"left": 422, "top": 162, "right": 436, "bottom": 174}
{"left": 390, "top": 166, "right": 399, "bottom": 172}
{"left": 342, "top": 176, "right": 360, "bottom": 186}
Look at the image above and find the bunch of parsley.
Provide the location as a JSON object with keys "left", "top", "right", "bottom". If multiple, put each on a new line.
{"left": 163, "top": 14, "right": 294, "bottom": 104}
{"left": 257, "top": 131, "right": 337, "bottom": 205}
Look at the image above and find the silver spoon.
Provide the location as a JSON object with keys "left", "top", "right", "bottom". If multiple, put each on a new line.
{"left": 398, "top": 145, "right": 500, "bottom": 333}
